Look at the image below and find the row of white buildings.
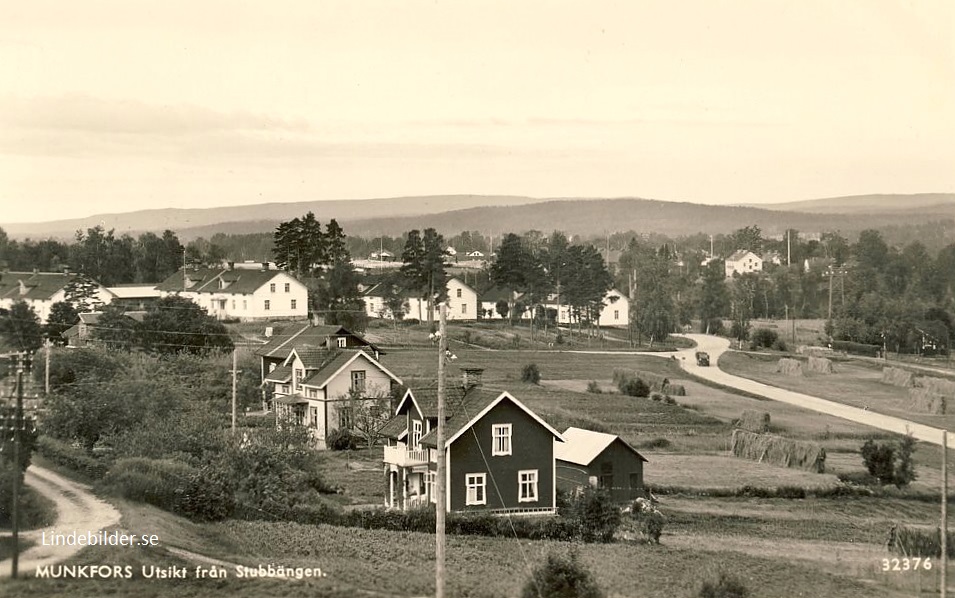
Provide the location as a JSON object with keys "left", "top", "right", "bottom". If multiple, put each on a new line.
{"left": 361, "top": 277, "right": 630, "bottom": 327}
{"left": 0, "top": 262, "right": 309, "bottom": 324}
{"left": 1, "top": 262, "right": 629, "bottom": 328}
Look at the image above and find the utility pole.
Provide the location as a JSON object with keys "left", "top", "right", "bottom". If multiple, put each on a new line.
{"left": 943, "top": 430, "right": 948, "bottom": 598}
{"left": 231, "top": 348, "right": 238, "bottom": 435}
{"left": 435, "top": 303, "right": 447, "bottom": 598}
{"left": 827, "top": 268, "right": 834, "bottom": 323}
{"left": 787, "top": 230, "right": 791, "bottom": 267}
{"left": 44, "top": 339, "right": 51, "bottom": 395}
{"left": 10, "top": 352, "right": 26, "bottom": 579}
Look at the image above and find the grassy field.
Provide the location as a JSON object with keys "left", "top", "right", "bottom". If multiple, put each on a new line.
{"left": 0, "top": 498, "right": 914, "bottom": 598}
{"left": 719, "top": 350, "right": 955, "bottom": 431}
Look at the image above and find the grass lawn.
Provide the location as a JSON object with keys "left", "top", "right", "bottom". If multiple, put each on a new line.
{"left": 0, "top": 538, "right": 35, "bottom": 562}
{"left": 0, "top": 495, "right": 909, "bottom": 598}
{"left": 719, "top": 350, "right": 955, "bottom": 432}
{"left": 645, "top": 454, "right": 841, "bottom": 490}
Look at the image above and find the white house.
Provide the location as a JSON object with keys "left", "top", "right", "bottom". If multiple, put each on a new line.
{"left": 0, "top": 271, "right": 115, "bottom": 323}
{"left": 724, "top": 250, "right": 763, "bottom": 278}
{"left": 363, "top": 277, "right": 479, "bottom": 322}
{"left": 542, "top": 289, "right": 629, "bottom": 327}
{"left": 466, "top": 250, "right": 485, "bottom": 259}
{"left": 265, "top": 347, "right": 402, "bottom": 449}
{"left": 156, "top": 265, "right": 308, "bottom": 321}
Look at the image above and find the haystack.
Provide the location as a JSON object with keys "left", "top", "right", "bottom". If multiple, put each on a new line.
{"left": 737, "top": 410, "right": 771, "bottom": 433}
{"left": 775, "top": 358, "right": 804, "bottom": 376}
{"left": 881, "top": 367, "right": 914, "bottom": 388}
{"left": 731, "top": 429, "right": 825, "bottom": 473}
{"left": 917, "top": 376, "right": 955, "bottom": 398}
{"left": 908, "top": 388, "right": 947, "bottom": 415}
{"left": 806, "top": 356, "right": 834, "bottom": 374}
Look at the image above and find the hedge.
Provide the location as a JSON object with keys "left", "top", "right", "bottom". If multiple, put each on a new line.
{"left": 831, "top": 340, "right": 882, "bottom": 357}
{"left": 37, "top": 436, "right": 110, "bottom": 480}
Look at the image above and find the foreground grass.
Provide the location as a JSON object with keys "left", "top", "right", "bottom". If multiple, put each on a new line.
{"left": 0, "top": 499, "right": 905, "bottom": 598}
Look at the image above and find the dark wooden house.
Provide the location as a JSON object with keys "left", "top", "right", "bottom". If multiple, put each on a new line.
{"left": 555, "top": 427, "right": 648, "bottom": 503}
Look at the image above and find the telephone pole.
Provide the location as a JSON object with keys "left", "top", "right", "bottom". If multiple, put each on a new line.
{"left": 10, "top": 352, "right": 27, "bottom": 578}
{"left": 231, "top": 348, "right": 238, "bottom": 435}
{"left": 943, "top": 430, "right": 948, "bottom": 598}
{"left": 435, "top": 303, "right": 447, "bottom": 598}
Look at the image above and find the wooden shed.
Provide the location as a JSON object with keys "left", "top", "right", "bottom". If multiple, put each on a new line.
{"left": 555, "top": 427, "right": 648, "bottom": 503}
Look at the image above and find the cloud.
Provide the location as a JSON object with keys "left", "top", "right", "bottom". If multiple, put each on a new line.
{"left": 0, "top": 94, "right": 309, "bottom": 136}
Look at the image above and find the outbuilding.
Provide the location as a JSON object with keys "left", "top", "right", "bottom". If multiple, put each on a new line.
{"left": 554, "top": 427, "right": 648, "bottom": 503}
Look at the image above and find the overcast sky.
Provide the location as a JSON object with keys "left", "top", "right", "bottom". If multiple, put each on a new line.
{"left": 1, "top": 0, "right": 953, "bottom": 223}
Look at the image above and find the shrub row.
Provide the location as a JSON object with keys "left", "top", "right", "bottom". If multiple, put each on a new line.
{"left": 37, "top": 436, "right": 109, "bottom": 480}
{"left": 831, "top": 340, "right": 882, "bottom": 357}
{"left": 649, "top": 484, "right": 876, "bottom": 500}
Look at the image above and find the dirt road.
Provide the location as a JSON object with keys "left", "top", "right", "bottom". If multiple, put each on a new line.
{"left": 674, "top": 334, "right": 955, "bottom": 447}
{"left": 0, "top": 465, "right": 121, "bottom": 578}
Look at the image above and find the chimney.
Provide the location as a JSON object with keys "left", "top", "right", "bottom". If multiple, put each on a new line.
{"left": 264, "top": 326, "right": 273, "bottom": 338}
{"left": 461, "top": 367, "right": 485, "bottom": 390}
{"left": 227, "top": 261, "right": 235, "bottom": 271}
{"left": 261, "top": 262, "right": 270, "bottom": 271}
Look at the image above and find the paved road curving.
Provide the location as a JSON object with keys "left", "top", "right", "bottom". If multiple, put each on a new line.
{"left": 0, "top": 465, "right": 121, "bottom": 578}
{"left": 671, "top": 334, "right": 955, "bottom": 447}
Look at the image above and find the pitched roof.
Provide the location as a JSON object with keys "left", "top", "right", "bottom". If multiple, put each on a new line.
{"left": 554, "top": 427, "right": 647, "bottom": 466}
{"left": 106, "top": 285, "right": 162, "bottom": 299}
{"left": 396, "top": 385, "right": 468, "bottom": 419}
{"left": 726, "top": 250, "right": 759, "bottom": 263}
{"left": 0, "top": 272, "right": 110, "bottom": 302}
{"left": 274, "top": 393, "right": 309, "bottom": 406}
{"left": 263, "top": 365, "right": 293, "bottom": 383}
{"left": 155, "top": 267, "right": 294, "bottom": 295}
{"left": 379, "top": 415, "right": 408, "bottom": 440}
{"left": 299, "top": 349, "right": 402, "bottom": 389}
{"left": 254, "top": 323, "right": 362, "bottom": 358}
{"left": 418, "top": 388, "right": 563, "bottom": 448}
{"left": 290, "top": 347, "right": 345, "bottom": 370}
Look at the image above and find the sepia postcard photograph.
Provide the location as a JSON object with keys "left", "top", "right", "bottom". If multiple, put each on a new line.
{"left": 1, "top": 1, "right": 954, "bottom": 596}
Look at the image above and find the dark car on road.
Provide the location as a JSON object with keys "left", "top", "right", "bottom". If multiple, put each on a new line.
{"left": 695, "top": 351, "right": 710, "bottom": 366}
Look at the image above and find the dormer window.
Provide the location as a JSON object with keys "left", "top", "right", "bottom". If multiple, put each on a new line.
{"left": 337, "top": 337, "right": 347, "bottom": 348}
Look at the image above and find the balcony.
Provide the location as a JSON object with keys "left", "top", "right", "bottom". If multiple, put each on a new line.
{"left": 383, "top": 444, "right": 429, "bottom": 467}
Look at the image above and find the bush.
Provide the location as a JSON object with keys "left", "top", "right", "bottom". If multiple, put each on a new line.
{"left": 99, "top": 458, "right": 196, "bottom": 513}
{"left": 567, "top": 487, "right": 621, "bottom": 543}
{"left": 36, "top": 436, "right": 109, "bottom": 479}
{"left": 698, "top": 572, "right": 749, "bottom": 598}
{"left": 586, "top": 381, "right": 602, "bottom": 394}
{"left": 619, "top": 377, "right": 650, "bottom": 398}
{"left": 521, "top": 550, "right": 603, "bottom": 598}
{"left": 772, "top": 339, "right": 788, "bottom": 352}
{"left": 327, "top": 428, "right": 360, "bottom": 451}
{"left": 637, "top": 437, "right": 671, "bottom": 450}
{"left": 521, "top": 363, "right": 541, "bottom": 384}
{"left": 175, "top": 458, "right": 237, "bottom": 521}
{"left": 861, "top": 435, "right": 917, "bottom": 488}
{"left": 751, "top": 328, "right": 778, "bottom": 349}
{"left": 630, "top": 497, "right": 666, "bottom": 544}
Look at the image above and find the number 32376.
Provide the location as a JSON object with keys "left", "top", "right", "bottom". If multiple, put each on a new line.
{"left": 882, "top": 557, "right": 933, "bottom": 572}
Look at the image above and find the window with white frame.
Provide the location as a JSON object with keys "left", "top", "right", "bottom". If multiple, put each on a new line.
{"left": 337, "top": 337, "right": 347, "bottom": 348}
{"left": 492, "top": 424, "right": 512, "bottom": 456}
{"left": 412, "top": 420, "right": 422, "bottom": 448}
{"left": 294, "top": 369, "right": 303, "bottom": 387}
{"left": 465, "top": 473, "right": 486, "bottom": 505}
{"left": 270, "top": 283, "right": 276, "bottom": 293}
{"left": 518, "top": 470, "right": 538, "bottom": 502}
{"left": 456, "top": 288, "right": 462, "bottom": 298}
{"left": 264, "top": 300, "right": 270, "bottom": 311}
{"left": 461, "top": 303, "right": 467, "bottom": 314}
{"left": 310, "top": 406, "right": 319, "bottom": 428}
{"left": 425, "top": 471, "right": 436, "bottom": 503}
{"left": 351, "top": 370, "right": 366, "bottom": 393}
{"left": 291, "top": 299, "right": 297, "bottom": 310}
